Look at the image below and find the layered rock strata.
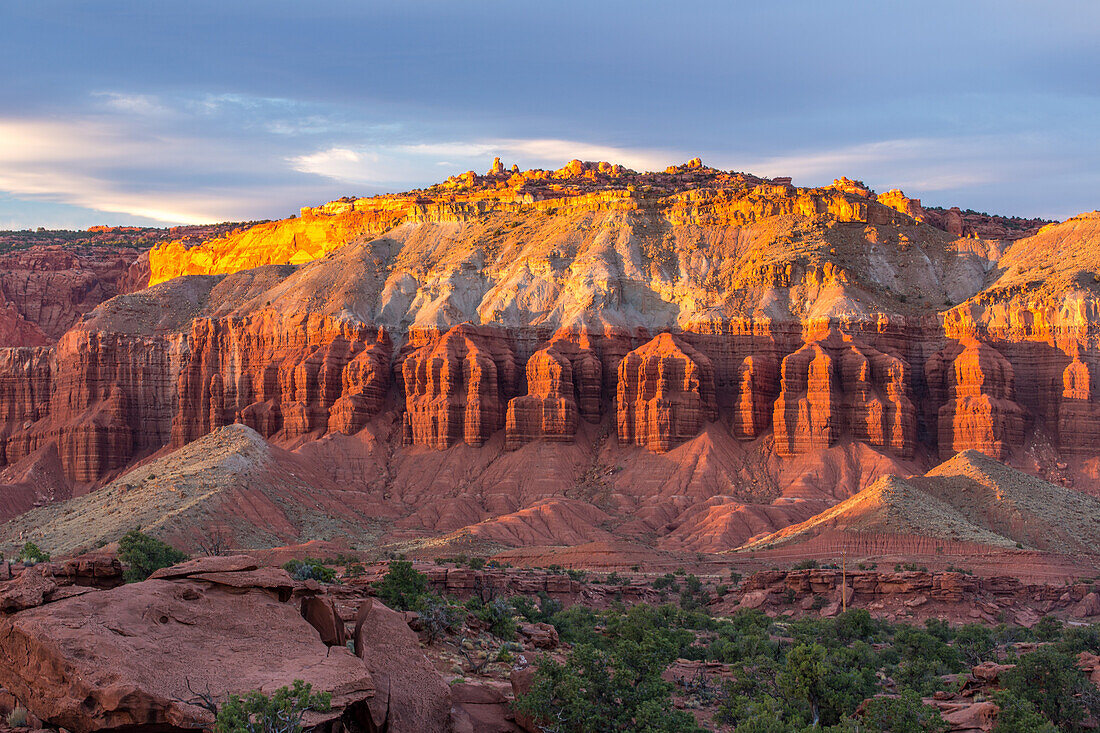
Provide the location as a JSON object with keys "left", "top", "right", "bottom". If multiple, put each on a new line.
{"left": 616, "top": 333, "right": 717, "bottom": 452}
{"left": 1058, "top": 345, "right": 1100, "bottom": 453}
{"left": 927, "top": 338, "right": 1026, "bottom": 460}
{"left": 505, "top": 329, "right": 602, "bottom": 449}
{"left": 0, "top": 166, "right": 1096, "bottom": 505}
{"left": 773, "top": 331, "right": 916, "bottom": 458}
{"left": 401, "top": 323, "right": 518, "bottom": 448}
{"left": 172, "top": 313, "right": 392, "bottom": 446}
{"left": 0, "top": 245, "right": 145, "bottom": 345}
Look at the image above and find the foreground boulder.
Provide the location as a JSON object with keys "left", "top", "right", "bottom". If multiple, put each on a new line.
{"left": 353, "top": 598, "right": 454, "bottom": 732}
{"left": 0, "top": 555, "right": 123, "bottom": 613}
{"left": 0, "top": 556, "right": 373, "bottom": 733}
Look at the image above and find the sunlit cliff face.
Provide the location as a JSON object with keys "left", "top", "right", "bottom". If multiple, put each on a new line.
{"left": 148, "top": 159, "right": 927, "bottom": 287}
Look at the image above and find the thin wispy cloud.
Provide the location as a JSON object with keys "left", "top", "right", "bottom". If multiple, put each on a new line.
{"left": 289, "top": 138, "right": 678, "bottom": 187}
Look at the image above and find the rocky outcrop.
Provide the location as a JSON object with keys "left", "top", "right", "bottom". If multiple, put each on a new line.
{"left": 0, "top": 347, "right": 52, "bottom": 434}
{"left": 773, "top": 331, "right": 916, "bottom": 458}
{"left": 927, "top": 338, "right": 1026, "bottom": 459}
{"left": 1, "top": 330, "right": 182, "bottom": 483}
{"left": 172, "top": 313, "right": 392, "bottom": 445}
{"left": 731, "top": 567, "right": 1097, "bottom": 623}
{"left": 402, "top": 324, "right": 518, "bottom": 448}
{"left": 148, "top": 164, "right": 925, "bottom": 287}
{"left": 616, "top": 333, "right": 717, "bottom": 452}
{"left": 148, "top": 205, "right": 411, "bottom": 286}
{"left": 731, "top": 354, "right": 779, "bottom": 439}
{"left": 2, "top": 163, "right": 1099, "bottom": 547}
{"left": 352, "top": 599, "right": 454, "bottom": 732}
{"left": 1058, "top": 345, "right": 1100, "bottom": 453}
{"left": 0, "top": 556, "right": 376, "bottom": 733}
{"left": 0, "top": 555, "right": 123, "bottom": 613}
{"left": 0, "top": 245, "right": 145, "bottom": 345}
{"left": 505, "top": 329, "right": 601, "bottom": 449}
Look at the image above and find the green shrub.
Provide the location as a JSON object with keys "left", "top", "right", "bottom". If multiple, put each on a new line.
{"left": 468, "top": 596, "right": 517, "bottom": 640}
{"left": 679, "top": 574, "right": 707, "bottom": 611}
{"left": 281, "top": 558, "right": 336, "bottom": 584}
{"left": 512, "top": 592, "right": 562, "bottom": 624}
{"left": 515, "top": 642, "right": 700, "bottom": 732}
{"left": 374, "top": 560, "right": 427, "bottom": 611}
{"left": 991, "top": 690, "right": 1057, "bottom": 733}
{"left": 953, "top": 624, "right": 994, "bottom": 665}
{"left": 16, "top": 541, "right": 49, "bottom": 564}
{"left": 118, "top": 530, "right": 186, "bottom": 582}
{"left": 1055, "top": 623, "right": 1100, "bottom": 655}
{"left": 415, "top": 593, "right": 462, "bottom": 643}
{"left": 214, "top": 680, "right": 331, "bottom": 733}
{"left": 856, "top": 689, "right": 949, "bottom": 732}
{"left": 653, "top": 573, "right": 679, "bottom": 591}
{"left": 1000, "top": 645, "right": 1090, "bottom": 728}
{"left": 1031, "top": 615, "right": 1063, "bottom": 642}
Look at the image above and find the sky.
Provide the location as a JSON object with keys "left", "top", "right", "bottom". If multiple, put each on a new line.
{"left": 0, "top": 0, "right": 1097, "bottom": 229}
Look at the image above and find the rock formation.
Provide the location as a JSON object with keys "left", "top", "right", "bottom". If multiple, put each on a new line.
{"left": 0, "top": 556, "right": 377, "bottom": 733}
{"left": 732, "top": 354, "right": 778, "bottom": 439}
{"left": 1, "top": 164, "right": 1099, "bottom": 559}
{"left": 772, "top": 331, "right": 916, "bottom": 458}
{"left": 505, "top": 329, "right": 601, "bottom": 449}
{"left": 172, "top": 313, "right": 392, "bottom": 445}
{"left": 402, "top": 323, "right": 518, "bottom": 448}
{"left": 1058, "top": 344, "right": 1100, "bottom": 453}
{"left": 0, "top": 245, "right": 142, "bottom": 345}
{"left": 352, "top": 598, "right": 454, "bottom": 732}
{"left": 927, "top": 338, "right": 1026, "bottom": 460}
{"left": 616, "top": 333, "right": 717, "bottom": 452}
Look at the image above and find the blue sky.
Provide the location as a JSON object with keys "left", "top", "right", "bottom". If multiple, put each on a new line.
{"left": 0, "top": 0, "right": 1097, "bottom": 229}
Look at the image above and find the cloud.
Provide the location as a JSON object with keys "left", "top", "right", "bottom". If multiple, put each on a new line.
{"left": 0, "top": 84, "right": 1092, "bottom": 229}
{"left": 290, "top": 147, "right": 377, "bottom": 184}
{"left": 289, "top": 138, "right": 680, "bottom": 187}
{"left": 93, "top": 92, "right": 171, "bottom": 117}
{"left": 0, "top": 117, "right": 295, "bottom": 223}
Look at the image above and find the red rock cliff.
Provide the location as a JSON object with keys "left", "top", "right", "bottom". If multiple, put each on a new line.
{"left": 171, "top": 313, "right": 392, "bottom": 446}
{"left": 616, "top": 333, "right": 717, "bottom": 452}
{"left": 927, "top": 338, "right": 1026, "bottom": 460}
{"left": 401, "top": 324, "right": 518, "bottom": 448}
{"left": 773, "top": 331, "right": 916, "bottom": 458}
{"left": 505, "top": 329, "right": 602, "bottom": 450}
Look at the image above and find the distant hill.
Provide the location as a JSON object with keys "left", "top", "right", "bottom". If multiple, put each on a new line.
{"left": 740, "top": 450, "right": 1100, "bottom": 556}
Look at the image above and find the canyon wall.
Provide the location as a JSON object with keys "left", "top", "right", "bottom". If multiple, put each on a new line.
{"left": 0, "top": 163, "right": 1092, "bottom": 502}
{"left": 0, "top": 245, "right": 145, "bottom": 346}
{"left": 3, "top": 317, "right": 1090, "bottom": 487}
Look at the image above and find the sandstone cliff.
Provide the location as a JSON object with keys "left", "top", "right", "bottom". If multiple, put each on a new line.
{"left": 0, "top": 164, "right": 1098, "bottom": 558}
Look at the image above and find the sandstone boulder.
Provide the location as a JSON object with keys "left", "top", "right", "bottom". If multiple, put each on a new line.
{"left": 0, "top": 564, "right": 374, "bottom": 733}
{"left": 353, "top": 598, "right": 453, "bottom": 732}
{"left": 518, "top": 621, "right": 560, "bottom": 649}
{"left": 449, "top": 682, "right": 523, "bottom": 733}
